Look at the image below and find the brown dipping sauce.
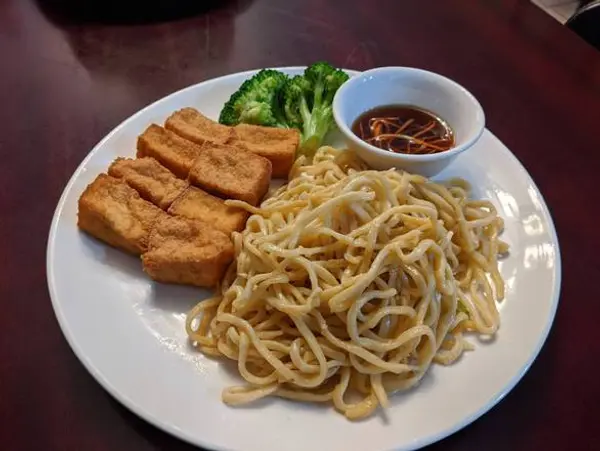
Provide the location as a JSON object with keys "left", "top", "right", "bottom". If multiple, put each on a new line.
{"left": 351, "top": 105, "right": 454, "bottom": 155}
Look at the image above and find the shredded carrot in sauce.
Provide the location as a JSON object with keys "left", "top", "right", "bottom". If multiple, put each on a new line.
{"left": 352, "top": 106, "right": 454, "bottom": 155}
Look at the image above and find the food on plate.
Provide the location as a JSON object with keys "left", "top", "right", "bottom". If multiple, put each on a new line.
{"left": 168, "top": 186, "right": 248, "bottom": 236}
{"left": 352, "top": 105, "right": 455, "bottom": 155}
{"left": 188, "top": 143, "right": 272, "bottom": 206}
{"left": 219, "top": 62, "right": 349, "bottom": 156}
{"left": 219, "top": 69, "right": 288, "bottom": 127}
{"left": 137, "top": 124, "right": 204, "bottom": 178}
{"left": 73, "top": 66, "right": 512, "bottom": 424}
{"left": 281, "top": 64, "right": 348, "bottom": 155}
{"left": 228, "top": 124, "right": 300, "bottom": 178}
{"left": 142, "top": 216, "right": 234, "bottom": 287}
{"left": 186, "top": 146, "right": 508, "bottom": 420}
{"left": 77, "top": 103, "right": 291, "bottom": 287}
{"left": 165, "top": 107, "right": 232, "bottom": 146}
{"left": 108, "top": 157, "right": 188, "bottom": 210}
{"left": 78, "top": 174, "right": 165, "bottom": 255}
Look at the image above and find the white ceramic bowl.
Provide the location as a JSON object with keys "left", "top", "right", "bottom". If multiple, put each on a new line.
{"left": 333, "top": 67, "right": 485, "bottom": 176}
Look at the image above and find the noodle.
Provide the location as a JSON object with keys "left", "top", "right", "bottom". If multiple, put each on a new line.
{"left": 186, "top": 146, "right": 508, "bottom": 420}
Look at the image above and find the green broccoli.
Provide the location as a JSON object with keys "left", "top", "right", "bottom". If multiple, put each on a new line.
{"left": 282, "top": 75, "right": 311, "bottom": 130}
{"left": 218, "top": 62, "right": 349, "bottom": 156}
{"left": 283, "top": 62, "right": 349, "bottom": 155}
{"left": 219, "top": 69, "right": 289, "bottom": 127}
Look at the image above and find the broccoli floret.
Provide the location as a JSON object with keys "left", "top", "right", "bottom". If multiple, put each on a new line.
{"left": 219, "top": 69, "right": 289, "bottom": 127}
{"left": 282, "top": 75, "right": 311, "bottom": 129}
{"left": 283, "top": 62, "right": 349, "bottom": 155}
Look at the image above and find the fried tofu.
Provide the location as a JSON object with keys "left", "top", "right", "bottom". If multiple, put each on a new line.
{"left": 229, "top": 124, "right": 299, "bottom": 178}
{"left": 142, "top": 216, "right": 234, "bottom": 287}
{"left": 165, "top": 107, "right": 232, "bottom": 146}
{"left": 108, "top": 157, "right": 188, "bottom": 210}
{"left": 77, "top": 174, "right": 165, "bottom": 255}
{"left": 188, "top": 143, "right": 271, "bottom": 206}
{"left": 137, "top": 124, "right": 204, "bottom": 179}
{"left": 168, "top": 186, "right": 248, "bottom": 236}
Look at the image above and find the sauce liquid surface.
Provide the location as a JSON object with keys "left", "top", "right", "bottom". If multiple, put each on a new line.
{"left": 351, "top": 105, "right": 454, "bottom": 155}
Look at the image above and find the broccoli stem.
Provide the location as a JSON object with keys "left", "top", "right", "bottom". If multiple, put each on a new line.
{"left": 300, "top": 101, "right": 333, "bottom": 155}
{"left": 299, "top": 96, "right": 312, "bottom": 126}
{"left": 313, "top": 80, "right": 324, "bottom": 112}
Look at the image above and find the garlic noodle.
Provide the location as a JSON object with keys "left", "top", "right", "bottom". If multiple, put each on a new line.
{"left": 186, "top": 146, "right": 508, "bottom": 420}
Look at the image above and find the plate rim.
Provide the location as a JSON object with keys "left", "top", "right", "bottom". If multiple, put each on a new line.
{"left": 46, "top": 67, "right": 562, "bottom": 451}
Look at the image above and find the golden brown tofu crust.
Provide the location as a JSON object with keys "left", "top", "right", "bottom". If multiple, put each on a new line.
{"left": 108, "top": 157, "right": 188, "bottom": 210}
{"left": 136, "top": 124, "right": 204, "bottom": 179}
{"left": 168, "top": 186, "right": 248, "bottom": 236}
{"left": 188, "top": 143, "right": 272, "bottom": 206}
{"left": 165, "top": 107, "right": 232, "bottom": 146}
{"left": 77, "top": 174, "right": 165, "bottom": 255}
{"left": 228, "top": 124, "right": 299, "bottom": 178}
{"left": 142, "top": 216, "right": 234, "bottom": 287}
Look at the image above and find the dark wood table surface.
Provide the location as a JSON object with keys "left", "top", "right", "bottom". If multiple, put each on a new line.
{"left": 2, "top": 0, "right": 600, "bottom": 449}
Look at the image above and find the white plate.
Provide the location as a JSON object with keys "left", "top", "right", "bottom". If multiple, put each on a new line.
{"left": 47, "top": 68, "right": 561, "bottom": 451}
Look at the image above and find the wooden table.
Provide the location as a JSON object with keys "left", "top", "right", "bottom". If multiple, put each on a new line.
{"left": 1, "top": 0, "right": 599, "bottom": 449}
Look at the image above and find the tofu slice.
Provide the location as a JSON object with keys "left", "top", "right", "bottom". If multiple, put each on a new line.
{"left": 165, "top": 107, "right": 232, "bottom": 146}
{"left": 168, "top": 186, "right": 248, "bottom": 236}
{"left": 229, "top": 124, "right": 299, "bottom": 178}
{"left": 137, "top": 124, "right": 204, "bottom": 179}
{"left": 108, "top": 157, "right": 188, "bottom": 210}
{"left": 77, "top": 174, "right": 165, "bottom": 255}
{"left": 188, "top": 143, "right": 272, "bottom": 206}
{"left": 142, "top": 216, "right": 234, "bottom": 287}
